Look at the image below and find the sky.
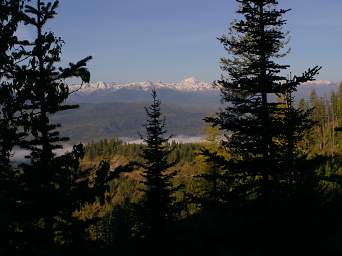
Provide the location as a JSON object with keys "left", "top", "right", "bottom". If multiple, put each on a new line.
{"left": 27, "top": 0, "right": 342, "bottom": 83}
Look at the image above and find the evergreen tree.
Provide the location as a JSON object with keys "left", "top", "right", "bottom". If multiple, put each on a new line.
{"left": 6, "top": 0, "right": 116, "bottom": 251}
{"left": 140, "top": 88, "right": 178, "bottom": 239}
{"left": 337, "top": 82, "right": 342, "bottom": 129}
{"left": 0, "top": 0, "right": 25, "bottom": 165}
{"left": 202, "top": 1, "right": 325, "bottom": 253}
{"left": 276, "top": 87, "right": 320, "bottom": 201}
{"left": 0, "top": 0, "right": 26, "bottom": 252}
{"left": 197, "top": 126, "right": 232, "bottom": 208}
{"left": 205, "top": 0, "right": 320, "bottom": 204}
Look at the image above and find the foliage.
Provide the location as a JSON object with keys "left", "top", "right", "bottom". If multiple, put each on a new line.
{"left": 0, "top": 0, "right": 26, "bottom": 252}
{"left": 2, "top": 0, "right": 342, "bottom": 255}
{"left": 204, "top": 0, "right": 321, "bottom": 204}
{"left": 137, "top": 89, "right": 180, "bottom": 238}
{"left": 198, "top": 0, "right": 329, "bottom": 254}
{"left": 0, "top": 0, "right": 127, "bottom": 253}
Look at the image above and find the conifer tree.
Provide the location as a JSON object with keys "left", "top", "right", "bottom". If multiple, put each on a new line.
{"left": 276, "top": 88, "right": 321, "bottom": 201}
{"left": 0, "top": 0, "right": 26, "bottom": 166}
{"left": 197, "top": 126, "right": 233, "bottom": 209}
{"left": 7, "top": 0, "right": 116, "bottom": 251}
{"left": 140, "top": 88, "right": 178, "bottom": 238}
{"left": 0, "top": 0, "right": 26, "bottom": 252}
{"left": 205, "top": 0, "right": 321, "bottom": 203}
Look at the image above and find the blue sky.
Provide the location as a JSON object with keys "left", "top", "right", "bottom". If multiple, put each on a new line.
{"left": 39, "top": 0, "right": 342, "bottom": 83}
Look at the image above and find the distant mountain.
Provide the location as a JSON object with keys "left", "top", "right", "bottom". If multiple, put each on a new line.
{"left": 70, "top": 77, "right": 215, "bottom": 93}
{"left": 57, "top": 78, "right": 339, "bottom": 143}
{"left": 68, "top": 77, "right": 338, "bottom": 105}
{"left": 68, "top": 77, "right": 220, "bottom": 107}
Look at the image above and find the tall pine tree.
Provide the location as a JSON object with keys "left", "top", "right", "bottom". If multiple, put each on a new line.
{"left": 8, "top": 0, "right": 116, "bottom": 251}
{"left": 0, "top": 0, "right": 27, "bottom": 252}
{"left": 201, "top": 0, "right": 326, "bottom": 254}
{"left": 205, "top": 0, "right": 321, "bottom": 204}
{"left": 140, "top": 88, "right": 178, "bottom": 239}
{"left": 0, "top": 0, "right": 25, "bottom": 165}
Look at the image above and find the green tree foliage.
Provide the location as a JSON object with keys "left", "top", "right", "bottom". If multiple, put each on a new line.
{"left": 201, "top": 0, "right": 326, "bottom": 254}
{"left": 139, "top": 89, "right": 179, "bottom": 238}
{"left": 303, "top": 84, "right": 342, "bottom": 158}
{"left": 298, "top": 84, "right": 342, "bottom": 193}
{"left": 0, "top": 0, "right": 121, "bottom": 252}
{"left": 195, "top": 126, "right": 233, "bottom": 208}
{"left": 205, "top": 0, "right": 320, "bottom": 204}
{"left": 2, "top": 0, "right": 342, "bottom": 255}
{"left": 83, "top": 137, "right": 199, "bottom": 165}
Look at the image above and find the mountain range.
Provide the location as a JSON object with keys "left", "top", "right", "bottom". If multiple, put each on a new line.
{"left": 68, "top": 77, "right": 220, "bottom": 107}
{"left": 68, "top": 77, "right": 338, "bottom": 104}
{"left": 54, "top": 78, "right": 339, "bottom": 143}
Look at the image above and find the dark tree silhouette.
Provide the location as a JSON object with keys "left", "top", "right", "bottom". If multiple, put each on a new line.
{"left": 0, "top": 0, "right": 25, "bottom": 165}
{"left": 140, "top": 88, "right": 178, "bottom": 239}
{"left": 0, "top": 0, "right": 27, "bottom": 252}
{"left": 0, "top": 1, "right": 135, "bottom": 253}
{"left": 3, "top": 0, "right": 116, "bottom": 252}
{"left": 204, "top": 0, "right": 321, "bottom": 204}
{"left": 201, "top": 1, "right": 325, "bottom": 254}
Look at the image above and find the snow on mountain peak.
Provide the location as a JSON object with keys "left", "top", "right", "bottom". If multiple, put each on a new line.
{"left": 70, "top": 78, "right": 338, "bottom": 96}
{"left": 81, "top": 81, "right": 108, "bottom": 91}
{"left": 177, "top": 77, "right": 213, "bottom": 91}
{"left": 181, "top": 77, "right": 198, "bottom": 85}
{"left": 301, "top": 80, "right": 337, "bottom": 86}
{"left": 96, "top": 81, "right": 108, "bottom": 89}
{"left": 142, "top": 80, "right": 153, "bottom": 86}
{"left": 70, "top": 77, "right": 216, "bottom": 93}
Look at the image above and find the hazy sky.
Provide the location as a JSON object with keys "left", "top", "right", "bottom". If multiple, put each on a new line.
{"left": 34, "top": 0, "right": 342, "bottom": 83}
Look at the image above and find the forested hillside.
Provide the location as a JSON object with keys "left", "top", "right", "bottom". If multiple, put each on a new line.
{"left": 299, "top": 84, "right": 342, "bottom": 157}
{"left": 52, "top": 102, "right": 214, "bottom": 142}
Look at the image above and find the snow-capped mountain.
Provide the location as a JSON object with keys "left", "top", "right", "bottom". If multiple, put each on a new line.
{"left": 70, "top": 77, "right": 338, "bottom": 94}
{"left": 69, "top": 77, "right": 215, "bottom": 94}
{"left": 68, "top": 77, "right": 339, "bottom": 105}
{"left": 59, "top": 78, "right": 339, "bottom": 142}
{"left": 68, "top": 77, "right": 220, "bottom": 105}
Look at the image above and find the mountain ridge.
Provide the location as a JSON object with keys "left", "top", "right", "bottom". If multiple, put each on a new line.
{"left": 68, "top": 77, "right": 339, "bottom": 105}
{"left": 70, "top": 77, "right": 338, "bottom": 94}
{"left": 69, "top": 77, "right": 216, "bottom": 93}
{"left": 59, "top": 77, "right": 340, "bottom": 142}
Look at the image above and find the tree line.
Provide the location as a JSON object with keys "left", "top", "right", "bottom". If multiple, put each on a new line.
{"left": 83, "top": 138, "right": 200, "bottom": 164}
{"left": 299, "top": 84, "right": 342, "bottom": 157}
{"left": 1, "top": 0, "right": 342, "bottom": 255}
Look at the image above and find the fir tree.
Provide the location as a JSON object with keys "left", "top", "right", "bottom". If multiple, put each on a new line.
{"left": 7, "top": 0, "right": 116, "bottom": 251}
{"left": 0, "top": 0, "right": 26, "bottom": 166}
{"left": 0, "top": 0, "right": 26, "bottom": 252}
{"left": 205, "top": 0, "right": 321, "bottom": 203}
{"left": 201, "top": 0, "right": 325, "bottom": 253}
{"left": 140, "top": 88, "right": 178, "bottom": 239}
{"left": 276, "top": 88, "right": 320, "bottom": 200}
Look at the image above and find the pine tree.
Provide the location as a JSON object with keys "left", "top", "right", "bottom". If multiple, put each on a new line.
{"left": 197, "top": 1, "right": 331, "bottom": 254}
{"left": 201, "top": 0, "right": 326, "bottom": 253}
{"left": 197, "top": 126, "right": 232, "bottom": 209}
{"left": 0, "top": 0, "right": 26, "bottom": 252}
{"left": 205, "top": 0, "right": 321, "bottom": 204}
{"left": 140, "top": 88, "right": 178, "bottom": 239}
{"left": 0, "top": 0, "right": 26, "bottom": 166}
{"left": 276, "top": 87, "right": 320, "bottom": 201}
{"left": 8, "top": 0, "right": 113, "bottom": 251}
